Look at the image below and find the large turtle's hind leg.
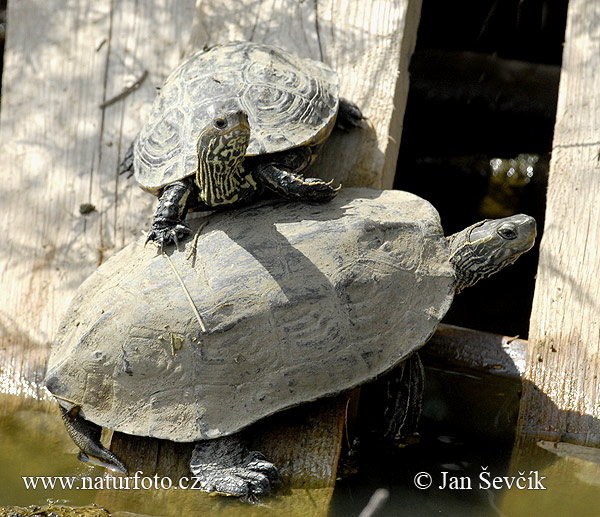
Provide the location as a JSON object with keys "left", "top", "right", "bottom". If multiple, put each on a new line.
{"left": 58, "top": 404, "right": 128, "bottom": 475}
{"left": 118, "top": 140, "right": 136, "bottom": 178}
{"left": 254, "top": 147, "right": 339, "bottom": 202}
{"left": 336, "top": 98, "right": 364, "bottom": 130}
{"left": 190, "top": 435, "right": 280, "bottom": 502}
{"left": 382, "top": 353, "right": 425, "bottom": 442}
{"left": 147, "top": 178, "right": 196, "bottom": 248}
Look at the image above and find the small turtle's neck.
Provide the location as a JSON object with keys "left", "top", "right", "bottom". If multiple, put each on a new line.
{"left": 195, "top": 126, "right": 256, "bottom": 206}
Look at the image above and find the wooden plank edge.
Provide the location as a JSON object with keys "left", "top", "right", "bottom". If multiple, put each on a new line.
{"left": 421, "top": 323, "right": 528, "bottom": 379}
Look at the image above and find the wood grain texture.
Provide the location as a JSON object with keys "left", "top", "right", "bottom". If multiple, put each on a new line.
{"left": 188, "top": 0, "right": 423, "bottom": 189}
{"left": 517, "top": 0, "right": 600, "bottom": 445}
{"left": 422, "top": 323, "right": 528, "bottom": 379}
{"left": 0, "top": 0, "right": 197, "bottom": 399}
{"left": 0, "top": 0, "right": 422, "bottom": 507}
{"left": 0, "top": 0, "right": 422, "bottom": 400}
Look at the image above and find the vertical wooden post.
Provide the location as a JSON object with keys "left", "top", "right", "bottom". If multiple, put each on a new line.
{"left": 504, "top": 5, "right": 600, "bottom": 512}
{"left": 516, "top": 0, "right": 600, "bottom": 446}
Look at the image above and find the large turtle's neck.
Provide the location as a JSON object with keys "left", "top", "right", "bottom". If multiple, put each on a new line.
{"left": 446, "top": 215, "right": 536, "bottom": 294}
{"left": 446, "top": 224, "right": 488, "bottom": 294}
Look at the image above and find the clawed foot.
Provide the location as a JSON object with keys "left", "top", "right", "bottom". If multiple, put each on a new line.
{"left": 146, "top": 221, "right": 192, "bottom": 248}
{"left": 299, "top": 177, "right": 341, "bottom": 202}
{"left": 190, "top": 438, "right": 281, "bottom": 502}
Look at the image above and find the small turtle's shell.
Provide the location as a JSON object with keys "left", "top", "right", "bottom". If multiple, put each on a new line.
{"left": 45, "top": 189, "right": 455, "bottom": 442}
{"left": 134, "top": 41, "right": 339, "bottom": 192}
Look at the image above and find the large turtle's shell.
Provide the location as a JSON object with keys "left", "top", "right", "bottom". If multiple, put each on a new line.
{"left": 134, "top": 41, "right": 339, "bottom": 191}
{"left": 45, "top": 189, "right": 455, "bottom": 442}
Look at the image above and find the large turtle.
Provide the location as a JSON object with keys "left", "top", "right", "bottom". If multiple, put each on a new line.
{"left": 45, "top": 188, "right": 536, "bottom": 499}
{"left": 120, "top": 41, "right": 362, "bottom": 246}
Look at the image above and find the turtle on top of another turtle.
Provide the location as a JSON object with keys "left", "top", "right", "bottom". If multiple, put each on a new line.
{"left": 44, "top": 188, "right": 536, "bottom": 502}
{"left": 120, "top": 41, "right": 363, "bottom": 247}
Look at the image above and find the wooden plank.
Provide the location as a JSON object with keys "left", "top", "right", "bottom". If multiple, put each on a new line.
{"left": 516, "top": 0, "right": 600, "bottom": 445}
{"left": 187, "top": 0, "right": 423, "bottom": 189}
{"left": 0, "top": 0, "right": 422, "bottom": 510}
{"left": 421, "top": 323, "right": 528, "bottom": 379}
{"left": 103, "top": 0, "right": 422, "bottom": 504}
{"left": 97, "top": 397, "right": 347, "bottom": 516}
{"left": 0, "top": 0, "right": 197, "bottom": 401}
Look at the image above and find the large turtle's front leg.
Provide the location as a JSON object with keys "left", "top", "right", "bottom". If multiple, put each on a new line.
{"left": 147, "top": 178, "right": 198, "bottom": 247}
{"left": 190, "top": 435, "right": 280, "bottom": 502}
{"left": 58, "top": 404, "right": 128, "bottom": 474}
{"left": 253, "top": 147, "right": 339, "bottom": 202}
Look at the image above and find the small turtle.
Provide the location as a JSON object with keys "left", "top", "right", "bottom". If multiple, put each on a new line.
{"left": 120, "top": 41, "right": 362, "bottom": 246}
{"left": 45, "top": 188, "right": 536, "bottom": 500}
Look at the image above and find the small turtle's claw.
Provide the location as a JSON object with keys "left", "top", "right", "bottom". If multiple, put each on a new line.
{"left": 145, "top": 222, "right": 191, "bottom": 249}
{"left": 333, "top": 183, "right": 342, "bottom": 192}
{"left": 172, "top": 231, "right": 180, "bottom": 248}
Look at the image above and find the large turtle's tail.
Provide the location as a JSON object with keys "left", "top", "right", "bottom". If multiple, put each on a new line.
{"left": 58, "top": 404, "right": 129, "bottom": 475}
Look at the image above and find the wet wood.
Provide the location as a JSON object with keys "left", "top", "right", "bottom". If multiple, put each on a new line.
{"left": 515, "top": 0, "right": 600, "bottom": 445}
{"left": 503, "top": 433, "right": 600, "bottom": 516}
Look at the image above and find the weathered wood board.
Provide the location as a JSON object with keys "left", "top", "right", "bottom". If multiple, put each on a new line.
{"left": 0, "top": 0, "right": 423, "bottom": 512}
{"left": 0, "top": 0, "right": 422, "bottom": 401}
{"left": 0, "top": 0, "right": 198, "bottom": 401}
{"left": 187, "top": 0, "right": 423, "bottom": 189}
{"left": 515, "top": 0, "right": 600, "bottom": 445}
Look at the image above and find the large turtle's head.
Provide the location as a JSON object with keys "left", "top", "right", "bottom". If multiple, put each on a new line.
{"left": 447, "top": 214, "right": 537, "bottom": 293}
{"left": 196, "top": 109, "right": 253, "bottom": 205}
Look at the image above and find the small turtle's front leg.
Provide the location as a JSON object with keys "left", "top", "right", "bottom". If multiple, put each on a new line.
{"left": 58, "top": 404, "right": 128, "bottom": 475}
{"left": 254, "top": 147, "right": 339, "bottom": 202}
{"left": 147, "top": 178, "right": 196, "bottom": 247}
{"left": 190, "top": 434, "right": 280, "bottom": 502}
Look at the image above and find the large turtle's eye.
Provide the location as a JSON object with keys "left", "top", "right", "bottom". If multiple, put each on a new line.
{"left": 213, "top": 117, "right": 227, "bottom": 129}
{"left": 497, "top": 224, "right": 517, "bottom": 240}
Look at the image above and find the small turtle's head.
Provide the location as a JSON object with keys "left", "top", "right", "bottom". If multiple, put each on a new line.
{"left": 196, "top": 109, "right": 253, "bottom": 205}
{"left": 447, "top": 214, "right": 537, "bottom": 293}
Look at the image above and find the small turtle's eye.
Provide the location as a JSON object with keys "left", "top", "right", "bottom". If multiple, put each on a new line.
{"left": 213, "top": 118, "right": 227, "bottom": 129}
{"left": 498, "top": 225, "right": 517, "bottom": 240}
